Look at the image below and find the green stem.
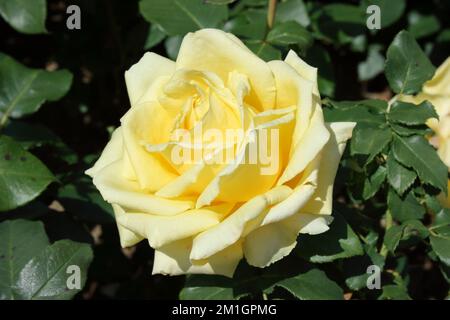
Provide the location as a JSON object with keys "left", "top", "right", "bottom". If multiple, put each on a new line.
{"left": 380, "top": 209, "right": 393, "bottom": 257}
{"left": 267, "top": 0, "right": 277, "bottom": 30}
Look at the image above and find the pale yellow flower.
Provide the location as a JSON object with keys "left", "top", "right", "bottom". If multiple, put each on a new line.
{"left": 86, "top": 29, "right": 354, "bottom": 277}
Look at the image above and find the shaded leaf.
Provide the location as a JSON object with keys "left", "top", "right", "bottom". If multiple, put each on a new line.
{"left": 276, "top": 0, "right": 310, "bottom": 27}
{"left": 0, "top": 136, "right": 54, "bottom": 211}
{"left": 14, "top": 240, "right": 93, "bottom": 300}
{"left": 0, "top": 53, "right": 72, "bottom": 123}
{"left": 139, "top": 0, "right": 228, "bottom": 36}
{"left": 144, "top": 24, "right": 166, "bottom": 50}
{"left": 0, "top": 0, "right": 47, "bottom": 34}
{"left": 385, "top": 30, "right": 436, "bottom": 94}
{"left": 386, "top": 154, "right": 416, "bottom": 195}
{"left": 392, "top": 135, "right": 447, "bottom": 193}
{"left": 296, "top": 211, "right": 363, "bottom": 263}
{"left": 363, "top": 166, "right": 386, "bottom": 199}
{"left": 388, "top": 189, "right": 425, "bottom": 222}
{"left": 267, "top": 21, "right": 313, "bottom": 50}
{"left": 276, "top": 269, "right": 344, "bottom": 300}
{"left": 0, "top": 219, "right": 49, "bottom": 299}
{"left": 388, "top": 101, "right": 438, "bottom": 126}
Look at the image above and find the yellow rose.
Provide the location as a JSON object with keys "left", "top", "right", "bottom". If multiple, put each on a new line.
{"left": 397, "top": 57, "right": 450, "bottom": 206}
{"left": 86, "top": 29, "right": 355, "bottom": 277}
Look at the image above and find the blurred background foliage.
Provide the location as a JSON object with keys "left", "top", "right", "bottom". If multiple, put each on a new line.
{"left": 0, "top": 0, "right": 449, "bottom": 300}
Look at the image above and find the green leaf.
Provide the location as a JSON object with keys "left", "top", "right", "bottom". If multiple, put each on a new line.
{"left": 390, "top": 123, "right": 431, "bottom": 137}
{"left": 296, "top": 211, "right": 363, "bottom": 263}
{"left": 432, "top": 209, "right": 450, "bottom": 228}
{"left": 392, "top": 135, "right": 447, "bottom": 193}
{"left": 311, "top": 4, "right": 366, "bottom": 45}
{"left": 164, "top": 36, "right": 183, "bottom": 60}
{"left": 358, "top": 45, "right": 385, "bottom": 81}
{"left": 14, "top": 240, "right": 93, "bottom": 299}
{"left": 180, "top": 275, "right": 234, "bottom": 300}
{"left": 351, "top": 127, "right": 391, "bottom": 162}
{"left": 388, "top": 101, "right": 438, "bottom": 126}
{"left": 388, "top": 189, "right": 425, "bottom": 222}
{"left": 323, "top": 106, "right": 385, "bottom": 125}
{"left": 58, "top": 176, "right": 114, "bottom": 223}
{"left": 379, "top": 284, "right": 411, "bottom": 300}
{"left": 0, "top": 136, "right": 54, "bottom": 211}
{"left": 267, "top": 21, "right": 313, "bottom": 50}
{"left": 363, "top": 166, "right": 386, "bottom": 200}
{"left": 139, "top": 0, "right": 228, "bottom": 36}
{"left": 408, "top": 11, "right": 440, "bottom": 39}
{"left": 360, "top": 0, "right": 405, "bottom": 28}
{"left": 276, "top": 269, "right": 344, "bottom": 300}
{"left": 275, "top": 0, "right": 310, "bottom": 27}
{"left": 3, "top": 121, "right": 61, "bottom": 149}
{"left": 385, "top": 30, "right": 436, "bottom": 94}
{"left": 430, "top": 228, "right": 450, "bottom": 267}
{"left": 383, "top": 224, "right": 404, "bottom": 253}
{"left": 205, "top": 0, "right": 236, "bottom": 4}
{"left": 144, "top": 24, "right": 166, "bottom": 50}
{"left": 402, "top": 220, "right": 429, "bottom": 240}
{"left": 386, "top": 154, "right": 416, "bottom": 195}
{"left": 0, "top": 219, "right": 49, "bottom": 299}
{"left": 224, "top": 9, "right": 266, "bottom": 40}
{"left": 0, "top": 0, "right": 47, "bottom": 34}
{"left": 0, "top": 53, "right": 72, "bottom": 125}
{"left": 305, "top": 45, "right": 335, "bottom": 97}
{"left": 244, "top": 40, "right": 281, "bottom": 61}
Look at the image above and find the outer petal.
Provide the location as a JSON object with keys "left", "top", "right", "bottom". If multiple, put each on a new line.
{"left": 112, "top": 204, "right": 144, "bottom": 248}
{"left": 152, "top": 238, "right": 243, "bottom": 277}
{"left": 277, "top": 102, "right": 330, "bottom": 185}
{"left": 176, "top": 29, "right": 276, "bottom": 110}
{"left": 93, "top": 160, "right": 194, "bottom": 215}
{"left": 116, "top": 203, "right": 234, "bottom": 248}
{"left": 285, "top": 50, "right": 319, "bottom": 95}
{"left": 243, "top": 122, "right": 355, "bottom": 267}
{"left": 125, "top": 52, "right": 175, "bottom": 106}
{"left": 85, "top": 127, "right": 124, "bottom": 177}
{"left": 244, "top": 213, "right": 332, "bottom": 267}
{"left": 190, "top": 185, "right": 292, "bottom": 260}
{"left": 301, "top": 122, "right": 356, "bottom": 214}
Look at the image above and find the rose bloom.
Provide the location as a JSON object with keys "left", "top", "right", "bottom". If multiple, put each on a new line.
{"left": 86, "top": 29, "right": 355, "bottom": 277}
{"left": 398, "top": 57, "right": 450, "bottom": 206}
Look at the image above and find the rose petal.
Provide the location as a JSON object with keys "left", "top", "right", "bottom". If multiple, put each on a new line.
{"left": 176, "top": 29, "right": 276, "bottom": 111}
{"left": 117, "top": 203, "right": 233, "bottom": 248}
{"left": 125, "top": 52, "right": 175, "bottom": 106}
{"left": 152, "top": 238, "right": 243, "bottom": 277}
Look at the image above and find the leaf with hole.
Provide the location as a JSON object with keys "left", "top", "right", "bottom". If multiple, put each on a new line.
{"left": 0, "top": 136, "right": 54, "bottom": 211}
{"left": 0, "top": 219, "right": 49, "bottom": 300}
